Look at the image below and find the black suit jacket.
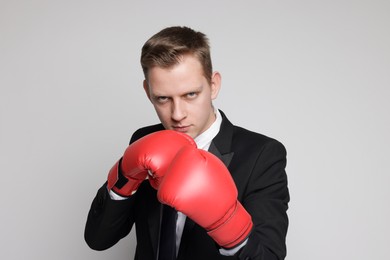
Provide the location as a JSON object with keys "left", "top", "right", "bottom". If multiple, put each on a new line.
{"left": 85, "top": 111, "right": 289, "bottom": 260}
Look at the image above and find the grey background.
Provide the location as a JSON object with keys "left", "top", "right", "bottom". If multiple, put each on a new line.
{"left": 1, "top": 0, "right": 389, "bottom": 259}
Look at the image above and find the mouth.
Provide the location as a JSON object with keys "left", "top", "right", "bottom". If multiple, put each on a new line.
{"left": 172, "top": 125, "right": 190, "bottom": 133}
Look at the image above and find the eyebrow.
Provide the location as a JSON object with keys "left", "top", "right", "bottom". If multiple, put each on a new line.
{"left": 152, "top": 85, "right": 203, "bottom": 98}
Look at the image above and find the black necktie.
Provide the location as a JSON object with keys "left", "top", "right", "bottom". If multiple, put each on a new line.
{"left": 157, "top": 205, "right": 177, "bottom": 260}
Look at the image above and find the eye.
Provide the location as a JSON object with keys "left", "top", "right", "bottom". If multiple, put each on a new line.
{"left": 155, "top": 96, "right": 169, "bottom": 104}
{"left": 186, "top": 92, "right": 198, "bottom": 99}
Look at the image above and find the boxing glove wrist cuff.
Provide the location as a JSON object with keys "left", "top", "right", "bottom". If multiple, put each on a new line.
{"left": 113, "top": 158, "right": 128, "bottom": 188}
{"left": 107, "top": 159, "right": 140, "bottom": 197}
{"left": 207, "top": 201, "right": 253, "bottom": 249}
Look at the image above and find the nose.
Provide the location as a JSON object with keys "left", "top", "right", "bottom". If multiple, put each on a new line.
{"left": 171, "top": 99, "right": 186, "bottom": 122}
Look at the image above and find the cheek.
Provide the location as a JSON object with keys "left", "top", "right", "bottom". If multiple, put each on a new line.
{"left": 153, "top": 105, "right": 165, "bottom": 118}
{"left": 190, "top": 99, "right": 212, "bottom": 119}
{"left": 153, "top": 104, "right": 172, "bottom": 122}
{"left": 197, "top": 96, "right": 213, "bottom": 111}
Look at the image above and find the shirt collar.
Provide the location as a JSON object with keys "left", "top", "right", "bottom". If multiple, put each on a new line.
{"left": 194, "top": 109, "right": 222, "bottom": 150}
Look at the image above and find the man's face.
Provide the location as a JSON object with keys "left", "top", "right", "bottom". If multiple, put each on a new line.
{"left": 143, "top": 54, "right": 221, "bottom": 139}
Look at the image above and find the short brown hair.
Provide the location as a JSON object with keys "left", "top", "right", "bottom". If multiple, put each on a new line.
{"left": 140, "top": 26, "right": 213, "bottom": 84}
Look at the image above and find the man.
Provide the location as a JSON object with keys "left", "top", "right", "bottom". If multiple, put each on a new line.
{"left": 85, "top": 26, "right": 289, "bottom": 260}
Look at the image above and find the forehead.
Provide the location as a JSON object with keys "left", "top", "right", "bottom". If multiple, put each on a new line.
{"left": 147, "top": 55, "right": 207, "bottom": 95}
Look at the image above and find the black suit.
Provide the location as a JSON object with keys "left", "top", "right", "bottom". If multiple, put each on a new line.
{"left": 85, "top": 111, "right": 289, "bottom": 260}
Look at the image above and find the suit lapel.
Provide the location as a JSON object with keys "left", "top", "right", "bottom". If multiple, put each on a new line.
{"left": 208, "top": 142, "right": 234, "bottom": 167}
{"left": 208, "top": 110, "right": 235, "bottom": 168}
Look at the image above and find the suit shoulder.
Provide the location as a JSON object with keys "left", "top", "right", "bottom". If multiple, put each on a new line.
{"left": 232, "top": 125, "right": 286, "bottom": 153}
{"left": 129, "top": 124, "right": 164, "bottom": 144}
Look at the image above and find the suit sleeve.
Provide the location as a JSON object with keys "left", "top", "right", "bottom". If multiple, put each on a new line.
{"left": 84, "top": 183, "right": 136, "bottom": 250}
{"left": 238, "top": 140, "right": 289, "bottom": 260}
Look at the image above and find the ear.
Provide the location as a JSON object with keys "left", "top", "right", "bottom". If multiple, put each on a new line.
{"left": 210, "top": 71, "right": 221, "bottom": 100}
{"left": 143, "top": 80, "right": 152, "bottom": 101}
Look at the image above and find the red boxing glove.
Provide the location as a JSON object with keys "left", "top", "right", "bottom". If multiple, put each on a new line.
{"left": 107, "top": 130, "right": 196, "bottom": 196}
{"left": 157, "top": 146, "right": 253, "bottom": 248}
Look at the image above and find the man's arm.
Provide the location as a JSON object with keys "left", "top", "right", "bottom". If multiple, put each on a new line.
{"left": 84, "top": 183, "right": 136, "bottom": 250}
{"left": 238, "top": 140, "right": 289, "bottom": 260}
